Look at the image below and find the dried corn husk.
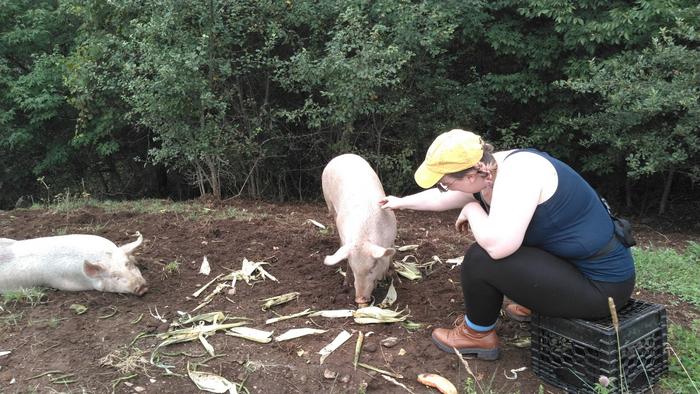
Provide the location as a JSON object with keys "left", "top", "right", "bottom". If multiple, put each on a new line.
{"left": 309, "top": 309, "right": 354, "bottom": 318}
{"left": 265, "top": 309, "right": 313, "bottom": 325}
{"left": 260, "top": 292, "right": 300, "bottom": 310}
{"left": 225, "top": 326, "right": 273, "bottom": 343}
{"left": 353, "top": 306, "right": 409, "bottom": 324}
{"left": 187, "top": 362, "right": 238, "bottom": 393}
{"left": 306, "top": 219, "right": 326, "bottom": 229}
{"left": 220, "top": 258, "right": 278, "bottom": 284}
{"left": 199, "top": 256, "right": 211, "bottom": 276}
{"left": 397, "top": 244, "right": 419, "bottom": 252}
{"left": 318, "top": 330, "right": 352, "bottom": 364}
{"left": 192, "top": 273, "right": 225, "bottom": 297}
{"left": 274, "top": 328, "right": 327, "bottom": 342}
{"left": 393, "top": 257, "right": 422, "bottom": 280}
{"left": 377, "top": 281, "right": 397, "bottom": 308}
{"left": 357, "top": 362, "right": 403, "bottom": 379}
{"left": 353, "top": 331, "right": 364, "bottom": 369}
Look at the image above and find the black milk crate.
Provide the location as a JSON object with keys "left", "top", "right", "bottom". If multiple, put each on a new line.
{"left": 530, "top": 299, "right": 668, "bottom": 393}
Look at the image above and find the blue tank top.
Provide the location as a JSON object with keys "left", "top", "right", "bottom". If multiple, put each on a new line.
{"left": 507, "top": 149, "right": 634, "bottom": 282}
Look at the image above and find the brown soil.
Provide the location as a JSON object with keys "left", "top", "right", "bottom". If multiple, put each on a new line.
{"left": 1, "top": 199, "right": 698, "bottom": 394}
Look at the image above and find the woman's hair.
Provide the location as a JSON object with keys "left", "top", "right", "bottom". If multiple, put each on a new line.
{"left": 450, "top": 141, "right": 497, "bottom": 180}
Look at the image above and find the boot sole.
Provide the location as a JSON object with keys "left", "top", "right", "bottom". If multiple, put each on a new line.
{"left": 430, "top": 334, "right": 500, "bottom": 360}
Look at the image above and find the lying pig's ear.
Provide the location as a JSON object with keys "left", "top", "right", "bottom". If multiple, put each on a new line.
{"left": 369, "top": 244, "right": 396, "bottom": 260}
{"left": 120, "top": 231, "right": 143, "bottom": 255}
{"left": 324, "top": 245, "right": 350, "bottom": 266}
{"left": 83, "top": 260, "right": 106, "bottom": 278}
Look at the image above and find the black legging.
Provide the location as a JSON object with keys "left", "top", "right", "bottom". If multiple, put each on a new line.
{"left": 461, "top": 243, "right": 635, "bottom": 327}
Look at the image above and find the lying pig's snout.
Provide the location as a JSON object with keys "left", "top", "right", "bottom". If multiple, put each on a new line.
{"left": 134, "top": 283, "right": 149, "bottom": 296}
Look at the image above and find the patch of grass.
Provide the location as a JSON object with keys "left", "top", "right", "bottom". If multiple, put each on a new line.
{"left": 91, "top": 199, "right": 264, "bottom": 220}
{"left": 52, "top": 227, "right": 68, "bottom": 236}
{"left": 662, "top": 320, "right": 700, "bottom": 393}
{"left": 633, "top": 242, "right": 700, "bottom": 307}
{"left": 0, "top": 311, "right": 24, "bottom": 330}
{"left": 79, "top": 222, "right": 108, "bottom": 233}
{"left": 163, "top": 260, "right": 181, "bottom": 276}
{"left": 2, "top": 288, "right": 47, "bottom": 307}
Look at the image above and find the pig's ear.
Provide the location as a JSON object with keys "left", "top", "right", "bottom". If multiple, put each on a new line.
{"left": 369, "top": 244, "right": 396, "bottom": 260}
{"left": 120, "top": 231, "right": 143, "bottom": 255}
{"left": 324, "top": 245, "right": 350, "bottom": 266}
{"left": 83, "top": 260, "right": 106, "bottom": 278}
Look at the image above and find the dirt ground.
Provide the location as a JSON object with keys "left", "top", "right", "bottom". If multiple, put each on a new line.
{"left": 1, "top": 199, "right": 698, "bottom": 394}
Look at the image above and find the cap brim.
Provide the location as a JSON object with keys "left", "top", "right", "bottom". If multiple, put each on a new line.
{"left": 414, "top": 161, "right": 443, "bottom": 189}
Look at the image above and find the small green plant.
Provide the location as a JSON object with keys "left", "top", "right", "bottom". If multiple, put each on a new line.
{"left": 462, "top": 377, "right": 477, "bottom": 393}
{"left": 2, "top": 288, "right": 47, "bottom": 307}
{"left": 163, "top": 260, "right": 181, "bottom": 276}
{"left": 0, "top": 312, "right": 24, "bottom": 330}
{"left": 357, "top": 380, "right": 368, "bottom": 394}
{"left": 52, "top": 227, "right": 68, "bottom": 236}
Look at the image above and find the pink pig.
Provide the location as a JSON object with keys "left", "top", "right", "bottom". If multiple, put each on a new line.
{"left": 322, "top": 154, "right": 397, "bottom": 305}
{"left": 0, "top": 232, "right": 148, "bottom": 295}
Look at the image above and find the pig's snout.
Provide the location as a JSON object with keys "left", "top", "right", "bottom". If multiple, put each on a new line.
{"left": 355, "top": 295, "right": 371, "bottom": 306}
{"left": 134, "top": 283, "right": 149, "bottom": 296}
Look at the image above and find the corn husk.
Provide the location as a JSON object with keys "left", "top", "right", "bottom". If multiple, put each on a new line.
{"left": 265, "top": 309, "right": 313, "bottom": 325}
{"left": 401, "top": 320, "right": 423, "bottom": 331}
{"left": 309, "top": 309, "right": 354, "bottom": 318}
{"left": 393, "top": 257, "right": 422, "bottom": 280}
{"left": 193, "top": 282, "right": 229, "bottom": 312}
{"left": 173, "top": 311, "right": 240, "bottom": 327}
{"left": 318, "top": 330, "right": 352, "bottom": 364}
{"left": 381, "top": 375, "right": 413, "bottom": 393}
{"left": 199, "top": 256, "right": 211, "bottom": 276}
{"left": 353, "top": 306, "right": 409, "bottom": 324}
{"left": 353, "top": 331, "right": 364, "bottom": 369}
{"left": 446, "top": 256, "right": 463, "bottom": 267}
{"left": 377, "top": 281, "right": 397, "bottom": 308}
{"left": 274, "top": 328, "right": 327, "bottom": 342}
{"left": 397, "top": 244, "right": 419, "bottom": 252}
{"left": 225, "top": 326, "right": 273, "bottom": 343}
{"left": 151, "top": 321, "right": 246, "bottom": 367}
{"left": 187, "top": 362, "right": 238, "bottom": 393}
{"left": 199, "top": 334, "right": 216, "bottom": 356}
{"left": 192, "top": 273, "right": 225, "bottom": 297}
{"left": 306, "top": 219, "right": 326, "bottom": 229}
{"left": 358, "top": 362, "right": 403, "bottom": 379}
{"left": 221, "top": 258, "right": 278, "bottom": 284}
{"left": 260, "top": 292, "right": 300, "bottom": 310}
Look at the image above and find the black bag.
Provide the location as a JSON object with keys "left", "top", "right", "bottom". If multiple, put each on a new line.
{"left": 601, "top": 197, "right": 637, "bottom": 248}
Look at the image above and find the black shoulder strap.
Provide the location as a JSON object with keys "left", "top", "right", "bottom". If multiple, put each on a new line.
{"left": 473, "top": 192, "right": 489, "bottom": 213}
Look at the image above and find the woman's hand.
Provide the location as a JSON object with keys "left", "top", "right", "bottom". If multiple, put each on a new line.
{"left": 379, "top": 196, "right": 403, "bottom": 210}
{"left": 455, "top": 201, "right": 481, "bottom": 233}
{"left": 455, "top": 212, "right": 470, "bottom": 233}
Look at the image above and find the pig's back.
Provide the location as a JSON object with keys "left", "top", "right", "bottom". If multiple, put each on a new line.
{"left": 322, "top": 154, "right": 396, "bottom": 246}
{"left": 322, "top": 154, "right": 386, "bottom": 202}
{"left": 7, "top": 234, "right": 116, "bottom": 262}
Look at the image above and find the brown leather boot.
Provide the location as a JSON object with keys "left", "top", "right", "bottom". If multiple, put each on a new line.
{"left": 504, "top": 303, "right": 532, "bottom": 322}
{"left": 431, "top": 317, "right": 500, "bottom": 360}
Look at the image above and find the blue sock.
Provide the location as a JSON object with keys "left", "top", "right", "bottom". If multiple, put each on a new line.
{"left": 464, "top": 315, "right": 496, "bottom": 332}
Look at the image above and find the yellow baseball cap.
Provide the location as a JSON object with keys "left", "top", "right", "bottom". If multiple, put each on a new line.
{"left": 414, "top": 129, "right": 484, "bottom": 188}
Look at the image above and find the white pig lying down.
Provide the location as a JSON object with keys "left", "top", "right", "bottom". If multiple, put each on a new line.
{"left": 0, "top": 232, "right": 148, "bottom": 296}
{"left": 322, "top": 153, "right": 397, "bottom": 305}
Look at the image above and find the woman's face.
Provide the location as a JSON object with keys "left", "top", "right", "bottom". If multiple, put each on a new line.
{"left": 438, "top": 171, "right": 489, "bottom": 194}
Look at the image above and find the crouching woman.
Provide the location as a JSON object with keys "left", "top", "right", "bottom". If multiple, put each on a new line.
{"left": 380, "top": 129, "right": 635, "bottom": 360}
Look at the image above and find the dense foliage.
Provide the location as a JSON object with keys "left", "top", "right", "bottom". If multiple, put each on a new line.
{"left": 1, "top": 0, "right": 698, "bottom": 213}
